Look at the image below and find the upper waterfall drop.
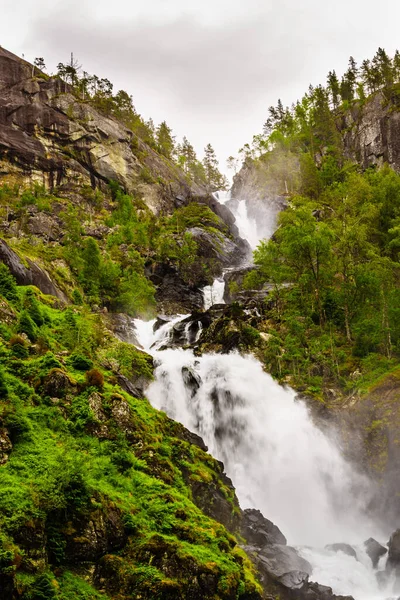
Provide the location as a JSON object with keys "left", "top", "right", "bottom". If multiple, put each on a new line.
{"left": 214, "top": 190, "right": 280, "bottom": 250}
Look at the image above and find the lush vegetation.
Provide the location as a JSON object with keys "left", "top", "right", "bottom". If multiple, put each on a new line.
{"left": 0, "top": 268, "right": 260, "bottom": 599}
{"left": 232, "top": 48, "right": 400, "bottom": 401}
{"left": 0, "top": 182, "right": 230, "bottom": 316}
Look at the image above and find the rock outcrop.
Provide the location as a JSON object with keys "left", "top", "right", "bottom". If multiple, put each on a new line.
{"left": 342, "top": 91, "right": 400, "bottom": 171}
{"left": 0, "top": 47, "right": 205, "bottom": 213}
{"left": 0, "top": 238, "right": 67, "bottom": 301}
{"left": 325, "top": 543, "right": 357, "bottom": 560}
{"left": 364, "top": 537, "right": 387, "bottom": 568}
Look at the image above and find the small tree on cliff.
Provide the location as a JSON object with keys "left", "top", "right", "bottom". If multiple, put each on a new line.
{"left": 156, "top": 121, "right": 175, "bottom": 159}
{"left": 202, "top": 144, "right": 228, "bottom": 192}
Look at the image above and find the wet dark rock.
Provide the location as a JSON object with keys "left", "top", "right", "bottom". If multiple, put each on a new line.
{"left": 174, "top": 425, "right": 208, "bottom": 452}
{"left": 304, "top": 582, "right": 354, "bottom": 600}
{"left": 388, "top": 529, "right": 400, "bottom": 567}
{"left": 223, "top": 264, "right": 258, "bottom": 303}
{"left": 363, "top": 537, "right": 387, "bottom": 568}
{"left": 153, "top": 315, "right": 171, "bottom": 332}
{"left": 257, "top": 544, "right": 312, "bottom": 579}
{"left": 151, "top": 264, "right": 204, "bottom": 315}
{"left": 116, "top": 373, "right": 151, "bottom": 399}
{"left": 64, "top": 504, "right": 127, "bottom": 563}
{"left": 182, "top": 366, "right": 201, "bottom": 397}
{"left": 0, "top": 238, "right": 67, "bottom": 301}
{"left": 241, "top": 508, "right": 287, "bottom": 547}
{"left": 184, "top": 468, "right": 241, "bottom": 535}
{"left": 277, "top": 570, "right": 309, "bottom": 589}
{"left": 104, "top": 313, "right": 139, "bottom": 346}
{"left": 13, "top": 519, "right": 47, "bottom": 572}
{"left": 325, "top": 543, "right": 357, "bottom": 560}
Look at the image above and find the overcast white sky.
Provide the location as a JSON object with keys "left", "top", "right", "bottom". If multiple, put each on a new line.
{"left": 1, "top": 0, "right": 399, "bottom": 175}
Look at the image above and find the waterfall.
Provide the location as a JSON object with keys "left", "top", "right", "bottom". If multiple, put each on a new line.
{"left": 215, "top": 190, "right": 278, "bottom": 250}
{"left": 135, "top": 320, "right": 393, "bottom": 600}
{"left": 202, "top": 277, "right": 226, "bottom": 310}
{"left": 133, "top": 191, "right": 395, "bottom": 599}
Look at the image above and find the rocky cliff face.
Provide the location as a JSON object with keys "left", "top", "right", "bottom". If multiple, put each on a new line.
{"left": 341, "top": 91, "right": 400, "bottom": 171}
{"left": 0, "top": 47, "right": 205, "bottom": 214}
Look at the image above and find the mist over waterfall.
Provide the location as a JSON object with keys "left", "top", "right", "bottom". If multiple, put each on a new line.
{"left": 215, "top": 190, "right": 280, "bottom": 249}
{"left": 143, "top": 345, "right": 376, "bottom": 547}
{"left": 134, "top": 192, "right": 395, "bottom": 600}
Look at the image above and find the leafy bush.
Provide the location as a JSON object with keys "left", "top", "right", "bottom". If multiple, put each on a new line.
{"left": 9, "top": 335, "right": 29, "bottom": 358}
{"left": 0, "top": 263, "right": 19, "bottom": 305}
{"left": 85, "top": 368, "right": 104, "bottom": 389}
{"left": 17, "top": 312, "right": 37, "bottom": 342}
{"left": 68, "top": 353, "right": 93, "bottom": 371}
{"left": 29, "top": 572, "right": 59, "bottom": 599}
{"left": 71, "top": 289, "right": 83, "bottom": 305}
{"left": 23, "top": 289, "right": 44, "bottom": 326}
{"left": 0, "top": 368, "right": 8, "bottom": 398}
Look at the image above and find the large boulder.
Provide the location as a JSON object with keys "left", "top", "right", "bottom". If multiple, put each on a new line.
{"left": 241, "top": 508, "right": 287, "bottom": 547}
{"left": 325, "top": 543, "right": 358, "bottom": 560}
{"left": 363, "top": 537, "right": 387, "bottom": 568}
{"left": 388, "top": 529, "right": 400, "bottom": 568}
{"left": 187, "top": 226, "right": 249, "bottom": 267}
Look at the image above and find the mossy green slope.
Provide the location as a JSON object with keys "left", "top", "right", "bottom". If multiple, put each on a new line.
{"left": 0, "top": 276, "right": 261, "bottom": 599}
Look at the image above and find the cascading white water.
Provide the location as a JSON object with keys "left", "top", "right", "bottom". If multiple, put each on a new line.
{"left": 135, "top": 320, "right": 394, "bottom": 600}
{"left": 134, "top": 190, "right": 396, "bottom": 599}
{"left": 215, "top": 190, "right": 278, "bottom": 250}
{"left": 202, "top": 277, "right": 226, "bottom": 310}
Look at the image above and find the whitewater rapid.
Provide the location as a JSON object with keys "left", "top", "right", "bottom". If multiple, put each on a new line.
{"left": 133, "top": 192, "right": 396, "bottom": 599}
{"left": 134, "top": 317, "right": 393, "bottom": 599}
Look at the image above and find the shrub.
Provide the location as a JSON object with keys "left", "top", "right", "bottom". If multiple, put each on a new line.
{"left": 68, "top": 353, "right": 93, "bottom": 371}
{"left": 23, "top": 289, "right": 44, "bottom": 326}
{"left": 17, "top": 311, "right": 37, "bottom": 342}
{"left": 0, "top": 263, "right": 19, "bottom": 305}
{"left": 111, "top": 449, "right": 135, "bottom": 473}
{"left": 3, "top": 411, "right": 31, "bottom": 442}
{"left": 9, "top": 335, "right": 29, "bottom": 358}
{"left": 85, "top": 368, "right": 104, "bottom": 389}
{"left": 29, "top": 572, "right": 58, "bottom": 600}
{"left": 0, "top": 369, "right": 8, "bottom": 398}
{"left": 40, "top": 352, "right": 63, "bottom": 371}
{"left": 71, "top": 289, "right": 83, "bottom": 305}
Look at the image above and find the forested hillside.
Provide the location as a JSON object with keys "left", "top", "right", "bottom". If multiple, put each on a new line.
{"left": 229, "top": 49, "right": 400, "bottom": 406}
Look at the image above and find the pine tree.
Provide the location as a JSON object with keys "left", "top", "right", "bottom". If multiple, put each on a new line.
{"left": 372, "top": 47, "right": 394, "bottom": 87}
{"left": 156, "top": 121, "right": 175, "bottom": 159}
{"left": 203, "top": 144, "right": 228, "bottom": 192}
{"left": 176, "top": 137, "right": 197, "bottom": 174}
{"left": 394, "top": 50, "right": 400, "bottom": 82}
{"left": 327, "top": 70, "right": 340, "bottom": 108}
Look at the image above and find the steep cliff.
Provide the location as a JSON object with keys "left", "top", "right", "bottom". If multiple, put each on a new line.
{"left": 0, "top": 47, "right": 205, "bottom": 214}
{"left": 342, "top": 91, "right": 400, "bottom": 171}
